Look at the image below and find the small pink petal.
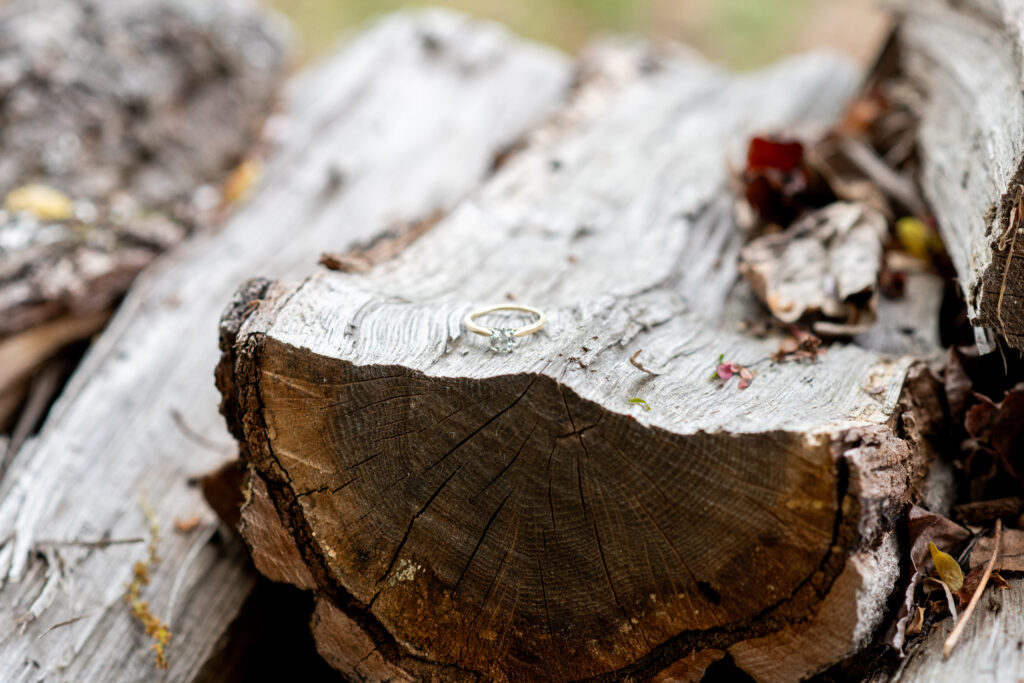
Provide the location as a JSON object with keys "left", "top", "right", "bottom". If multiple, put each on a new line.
{"left": 716, "top": 363, "right": 734, "bottom": 380}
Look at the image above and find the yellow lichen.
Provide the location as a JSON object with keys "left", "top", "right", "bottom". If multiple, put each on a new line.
{"left": 125, "top": 498, "right": 172, "bottom": 669}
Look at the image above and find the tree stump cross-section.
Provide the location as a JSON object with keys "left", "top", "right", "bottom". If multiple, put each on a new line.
{"left": 220, "top": 46, "right": 945, "bottom": 681}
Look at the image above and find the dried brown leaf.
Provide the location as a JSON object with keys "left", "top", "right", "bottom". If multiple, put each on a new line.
{"left": 954, "top": 565, "right": 986, "bottom": 606}
{"left": 771, "top": 328, "right": 823, "bottom": 363}
{"left": 835, "top": 91, "right": 888, "bottom": 137}
{"left": 908, "top": 506, "right": 971, "bottom": 570}
{"left": 970, "top": 527, "right": 1024, "bottom": 572}
{"left": 888, "top": 506, "right": 971, "bottom": 652}
{"left": 964, "top": 383, "right": 1024, "bottom": 488}
{"left": 909, "top": 606, "right": 925, "bottom": 638}
{"left": 951, "top": 497, "right": 1024, "bottom": 526}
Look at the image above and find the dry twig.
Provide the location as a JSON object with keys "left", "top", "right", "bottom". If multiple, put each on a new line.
{"left": 628, "top": 349, "right": 657, "bottom": 375}
{"left": 943, "top": 519, "right": 1002, "bottom": 658}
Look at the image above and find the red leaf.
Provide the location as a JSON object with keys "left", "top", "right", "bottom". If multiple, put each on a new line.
{"left": 747, "top": 137, "right": 804, "bottom": 173}
{"left": 741, "top": 135, "right": 834, "bottom": 227}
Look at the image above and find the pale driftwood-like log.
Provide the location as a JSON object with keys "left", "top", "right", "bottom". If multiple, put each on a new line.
{"left": 898, "top": 0, "right": 1024, "bottom": 351}
{"left": 894, "top": 576, "right": 1023, "bottom": 683}
{"left": 854, "top": 269, "right": 945, "bottom": 359}
{"left": 0, "top": 0, "right": 286, "bottom": 337}
{"left": 220, "top": 49, "right": 947, "bottom": 681}
{"left": 0, "top": 12, "right": 570, "bottom": 681}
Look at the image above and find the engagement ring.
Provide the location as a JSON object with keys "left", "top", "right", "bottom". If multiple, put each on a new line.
{"left": 464, "top": 304, "right": 546, "bottom": 353}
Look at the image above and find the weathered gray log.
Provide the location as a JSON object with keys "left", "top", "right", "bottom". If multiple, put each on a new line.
{"left": 0, "top": 0, "right": 286, "bottom": 337}
{"left": 898, "top": 0, "right": 1024, "bottom": 351}
{"left": 0, "top": 11, "right": 570, "bottom": 680}
{"left": 894, "top": 576, "right": 1024, "bottom": 682}
{"left": 854, "top": 269, "right": 946, "bottom": 360}
{"left": 219, "top": 46, "right": 947, "bottom": 681}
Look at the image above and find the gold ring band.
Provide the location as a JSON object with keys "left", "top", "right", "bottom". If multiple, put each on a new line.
{"left": 464, "top": 304, "right": 546, "bottom": 353}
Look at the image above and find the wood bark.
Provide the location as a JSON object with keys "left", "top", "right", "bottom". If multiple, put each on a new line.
{"left": 897, "top": 0, "right": 1024, "bottom": 351}
{"left": 219, "top": 45, "right": 948, "bottom": 681}
{"left": 0, "top": 11, "right": 570, "bottom": 681}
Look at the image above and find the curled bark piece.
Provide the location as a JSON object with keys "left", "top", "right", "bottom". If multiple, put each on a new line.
{"left": 740, "top": 201, "right": 887, "bottom": 335}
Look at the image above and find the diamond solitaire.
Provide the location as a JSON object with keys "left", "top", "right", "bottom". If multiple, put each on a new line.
{"left": 489, "top": 328, "right": 518, "bottom": 354}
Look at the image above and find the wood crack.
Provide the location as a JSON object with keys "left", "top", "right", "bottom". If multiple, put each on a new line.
{"left": 375, "top": 461, "right": 468, "bottom": 587}
{"left": 454, "top": 490, "right": 515, "bottom": 594}
{"left": 421, "top": 375, "right": 538, "bottom": 476}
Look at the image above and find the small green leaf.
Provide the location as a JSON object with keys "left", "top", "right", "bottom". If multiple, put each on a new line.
{"left": 928, "top": 541, "right": 964, "bottom": 592}
{"left": 628, "top": 397, "right": 651, "bottom": 411}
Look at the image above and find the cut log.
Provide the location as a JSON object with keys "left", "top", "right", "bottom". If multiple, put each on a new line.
{"left": 219, "top": 48, "right": 947, "bottom": 681}
{"left": 0, "top": 0, "right": 287, "bottom": 338}
{"left": 896, "top": 0, "right": 1024, "bottom": 351}
{"left": 0, "top": 11, "right": 570, "bottom": 680}
{"left": 894, "top": 576, "right": 1024, "bottom": 683}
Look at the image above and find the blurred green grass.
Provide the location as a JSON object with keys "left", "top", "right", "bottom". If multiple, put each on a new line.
{"left": 266, "top": 0, "right": 886, "bottom": 69}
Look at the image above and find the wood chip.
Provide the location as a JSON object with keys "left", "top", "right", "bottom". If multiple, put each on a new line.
{"left": 173, "top": 516, "right": 202, "bottom": 533}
